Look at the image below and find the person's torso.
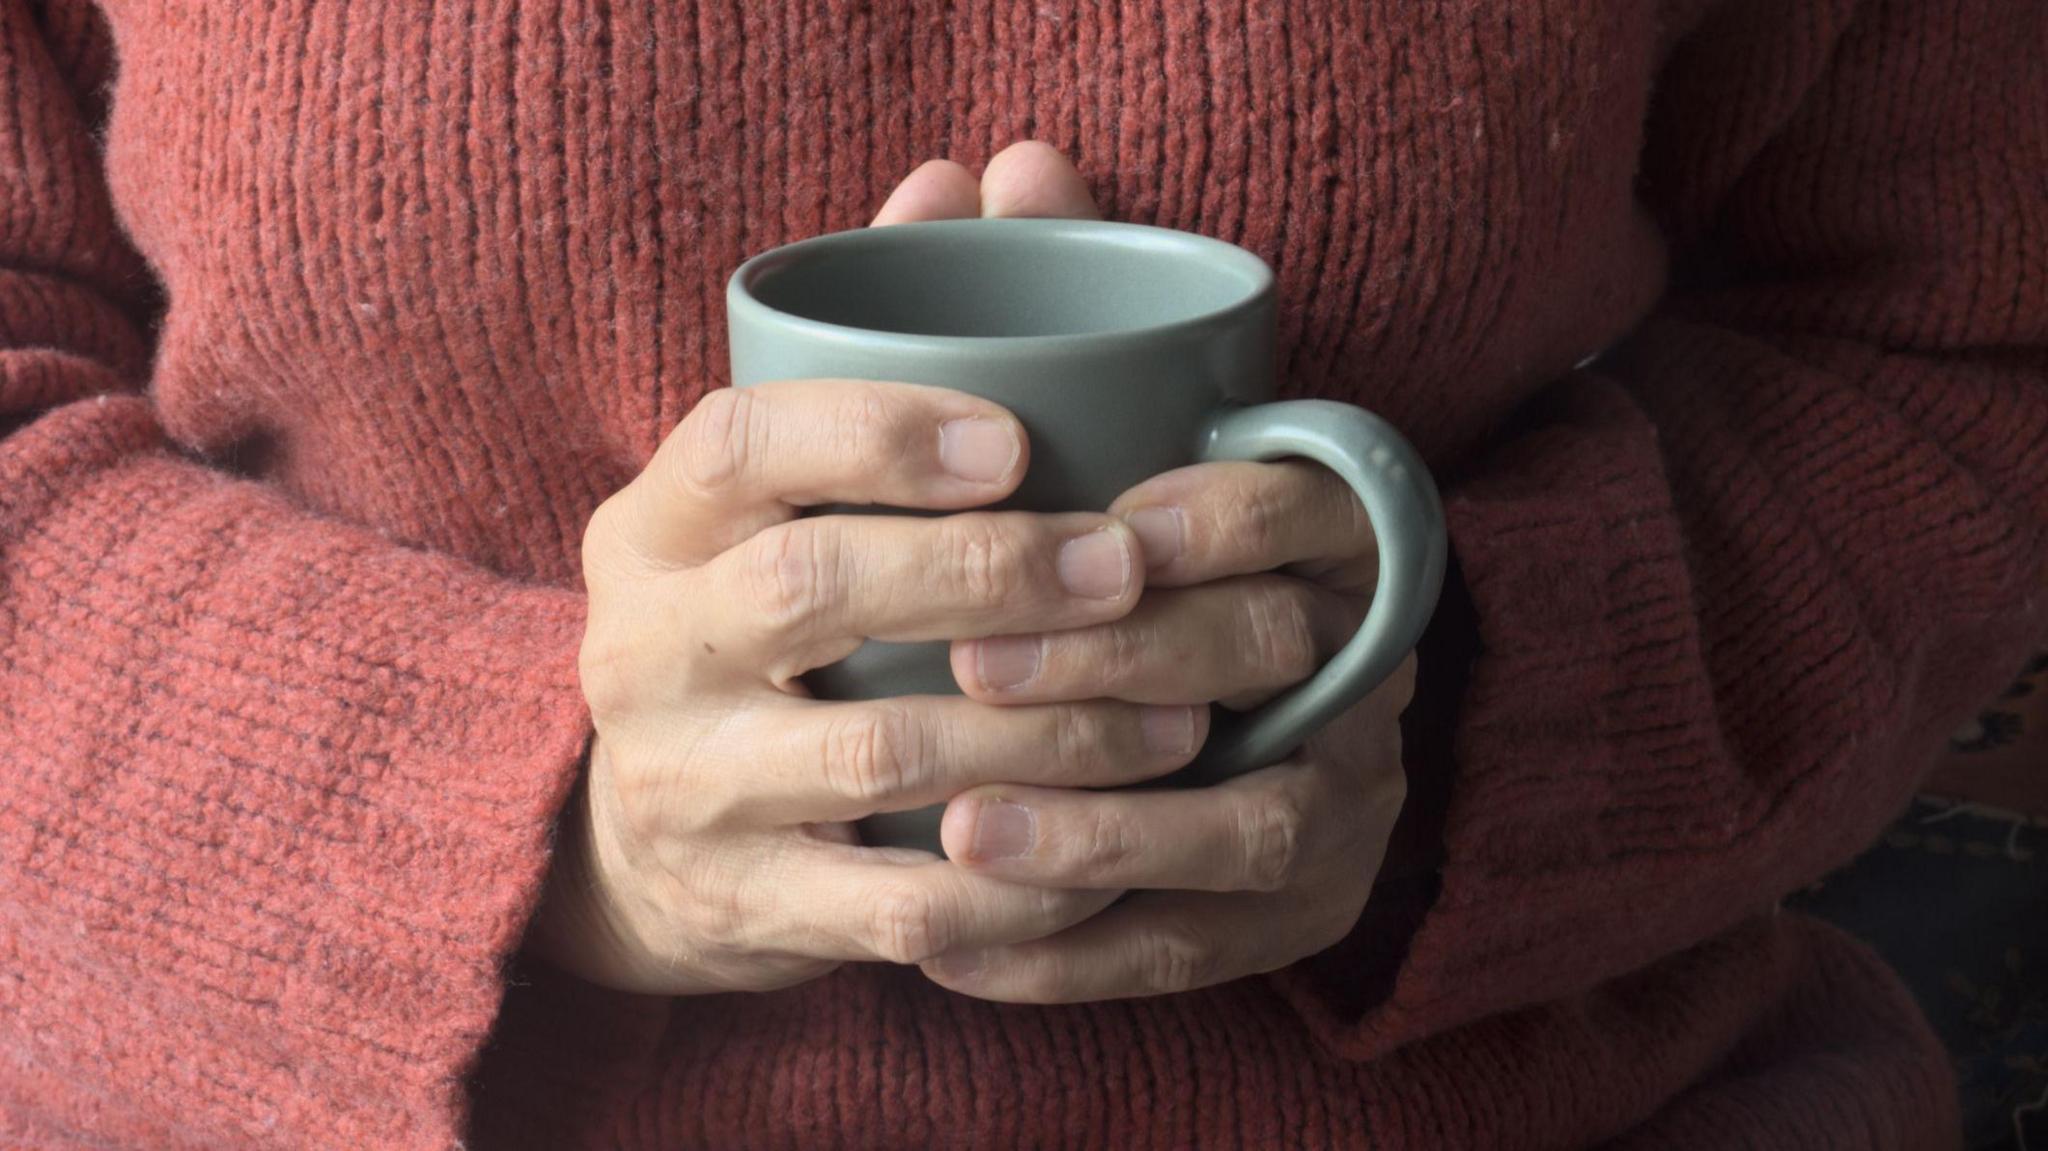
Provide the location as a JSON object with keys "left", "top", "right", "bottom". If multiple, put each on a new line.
{"left": 96, "top": 0, "right": 1665, "bottom": 582}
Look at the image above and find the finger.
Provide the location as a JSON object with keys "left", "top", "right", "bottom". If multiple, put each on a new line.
{"left": 772, "top": 844, "right": 1123, "bottom": 965}
{"left": 872, "top": 159, "right": 981, "bottom": 225}
{"left": 698, "top": 511, "right": 1144, "bottom": 682}
{"left": 595, "top": 380, "right": 1028, "bottom": 570}
{"left": 1110, "top": 460, "right": 1377, "bottom": 592}
{"left": 980, "top": 141, "right": 1101, "bottom": 220}
{"left": 918, "top": 888, "right": 1319, "bottom": 1003}
{"left": 949, "top": 574, "right": 1358, "bottom": 708}
{"left": 706, "top": 696, "right": 1208, "bottom": 823}
{"left": 938, "top": 760, "right": 1331, "bottom": 892}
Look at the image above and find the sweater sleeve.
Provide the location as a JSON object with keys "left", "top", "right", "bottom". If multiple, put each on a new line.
{"left": 1274, "top": 0, "right": 2048, "bottom": 1055}
{"left": 0, "top": 6, "right": 594, "bottom": 1149}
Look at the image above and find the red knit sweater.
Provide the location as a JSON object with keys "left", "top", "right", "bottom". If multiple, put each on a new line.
{"left": 3, "top": 0, "right": 2043, "bottom": 1147}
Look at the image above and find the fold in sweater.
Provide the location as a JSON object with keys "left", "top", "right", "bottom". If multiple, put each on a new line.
{"left": 2, "top": 0, "right": 2044, "bottom": 1147}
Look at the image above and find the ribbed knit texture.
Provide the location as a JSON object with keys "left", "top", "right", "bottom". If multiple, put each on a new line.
{"left": 2, "top": 0, "right": 2042, "bottom": 1147}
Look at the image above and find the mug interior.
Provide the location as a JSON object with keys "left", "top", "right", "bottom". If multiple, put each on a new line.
{"left": 738, "top": 220, "right": 1270, "bottom": 339}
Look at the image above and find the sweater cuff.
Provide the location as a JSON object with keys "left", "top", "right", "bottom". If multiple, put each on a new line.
{"left": 2, "top": 397, "right": 594, "bottom": 1149}
{"left": 1272, "top": 377, "right": 1728, "bottom": 1058}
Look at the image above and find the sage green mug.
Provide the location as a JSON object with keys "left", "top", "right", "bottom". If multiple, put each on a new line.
{"left": 726, "top": 218, "right": 1446, "bottom": 853}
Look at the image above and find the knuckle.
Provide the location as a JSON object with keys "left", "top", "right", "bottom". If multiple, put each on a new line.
{"left": 598, "top": 713, "right": 735, "bottom": 839}
{"left": 1241, "top": 580, "right": 1320, "bottom": 685}
{"left": 840, "top": 383, "right": 916, "bottom": 463}
{"left": 1033, "top": 885, "right": 1097, "bottom": 931}
{"left": 1217, "top": 479, "right": 1283, "bottom": 561}
{"left": 867, "top": 884, "right": 950, "bottom": 965}
{"left": 942, "top": 515, "right": 1029, "bottom": 606}
{"left": 1146, "top": 923, "right": 1219, "bottom": 994}
{"left": 582, "top": 491, "right": 674, "bottom": 580}
{"left": 1049, "top": 705, "right": 1112, "bottom": 779}
{"left": 579, "top": 597, "right": 699, "bottom": 720}
{"left": 1077, "top": 806, "right": 1141, "bottom": 877}
{"left": 1005, "top": 961, "right": 1067, "bottom": 1004}
{"left": 1097, "top": 618, "right": 1150, "bottom": 690}
{"left": 822, "top": 704, "right": 928, "bottom": 807}
{"left": 673, "top": 388, "right": 759, "bottom": 495}
{"left": 1338, "top": 481, "right": 1378, "bottom": 559}
{"left": 578, "top": 631, "right": 637, "bottom": 721}
{"left": 1236, "top": 790, "right": 1308, "bottom": 892}
{"left": 741, "top": 521, "right": 839, "bottom": 634}
{"left": 681, "top": 859, "right": 753, "bottom": 949}
{"left": 671, "top": 748, "right": 743, "bottom": 837}
{"left": 600, "top": 747, "right": 674, "bottom": 848}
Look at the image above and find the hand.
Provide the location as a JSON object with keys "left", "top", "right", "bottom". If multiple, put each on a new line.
{"left": 529, "top": 144, "right": 1192, "bottom": 995}
{"left": 905, "top": 153, "right": 1414, "bottom": 1005}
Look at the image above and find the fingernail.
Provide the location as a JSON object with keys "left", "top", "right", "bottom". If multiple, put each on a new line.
{"left": 938, "top": 418, "right": 1020, "bottom": 483}
{"left": 975, "top": 635, "right": 1042, "bottom": 692}
{"left": 929, "top": 949, "right": 985, "bottom": 980}
{"left": 1140, "top": 705, "right": 1197, "bottom": 757}
{"left": 971, "top": 799, "right": 1036, "bottom": 859}
{"left": 1125, "top": 507, "right": 1183, "bottom": 569}
{"left": 1057, "top": 528, "right": 1132, "bottom": 599}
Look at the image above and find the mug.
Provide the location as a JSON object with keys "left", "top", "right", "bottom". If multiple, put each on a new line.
{"left": 726, "top": 218, "right": 1446, "bottom": 852}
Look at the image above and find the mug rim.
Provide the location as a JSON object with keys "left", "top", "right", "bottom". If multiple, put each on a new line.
{"left": 726, "top": 217, "right": 1275, "bottom": 354}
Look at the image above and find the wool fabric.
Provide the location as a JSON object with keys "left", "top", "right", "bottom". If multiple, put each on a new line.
{"left": 2, "top": 0, "right": 2044, "bottom": 1148}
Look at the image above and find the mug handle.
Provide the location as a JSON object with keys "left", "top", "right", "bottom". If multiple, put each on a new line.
{"left": 1169, "top": 400, "right": 1447, "bottom": 787}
